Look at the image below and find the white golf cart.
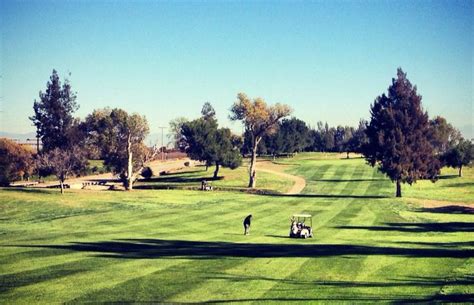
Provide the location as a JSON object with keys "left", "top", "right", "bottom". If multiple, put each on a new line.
{"left": 289, "top": 214, "right": 313, "bottom": 238}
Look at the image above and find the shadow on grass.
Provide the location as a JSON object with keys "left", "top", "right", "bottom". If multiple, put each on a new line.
{"left": 445, "top": 182, "right": 474, "bottom": 188}
{"left": 437, "top": 174, "right": 459, "bottom": 180}
{"left": 208, "top": 273, "right": 474, "bottom": 287}
{"left": 86, "top": 178, "right": 120, "bottom": 183}
{"left": 416, "top": 206, "right": 474, "bottom": 215}
{"left": 314, "top": 178, "right": 385, "bottom": 182}
{"left": 396, "top": 241, "right": 474, "bottom": 247}
{"left": 265, "top": 193, "right": 389, "bottom": 199}
{"left": 265, "top": 235, "right": 290, "bottom": 239}
{"left": 10, "top": 238, "right": 473, "bottom": 259}
{"left": 200, "top": 294, "right": 473, "bottom": 303}
{"left": 202, "top": 273, "right": 474, "bottom": 302}
{"left": 138, "top": 175, "right": 223, "bottom": 184}
{"left": 337, "top": 222, "right": 474, "bottom": 233}
{"left": 0, "top": 187, "right": 58, "bottom": 194}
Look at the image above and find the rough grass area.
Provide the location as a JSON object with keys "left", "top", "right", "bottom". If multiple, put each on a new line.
{"left": 1, "top": 154, "right": 473, "bottom": 303}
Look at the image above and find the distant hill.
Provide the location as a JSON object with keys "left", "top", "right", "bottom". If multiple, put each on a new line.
{"left": 0, "top": 131, "right": 173, "bottom": 148}
{"left": 0, "top": 131, "right": 37, "bottom": 142}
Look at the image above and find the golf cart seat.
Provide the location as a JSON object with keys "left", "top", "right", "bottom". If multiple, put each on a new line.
{"left": 289, "top": 214, "right": 313, "bottom": 238}
{"left": 201, "top": 180, "right": 213, "bottom": 191}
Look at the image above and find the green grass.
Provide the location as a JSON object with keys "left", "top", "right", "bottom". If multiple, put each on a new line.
{"left": 1, "top": 153, "right": 473, "bottom": 303}
{"left": 85, "top": 159, "right": 107, "bottom": 175}
{"left": 135, "top": 163, "right": 293, "bottom": 193}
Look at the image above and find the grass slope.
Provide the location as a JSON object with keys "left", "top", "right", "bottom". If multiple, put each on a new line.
{"left": 1, "top": 154, "right": 473, "bottom": 304}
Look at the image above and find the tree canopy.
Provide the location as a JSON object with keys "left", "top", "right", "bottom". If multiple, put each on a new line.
{"left": 230, "top": 93, "right": 291, "bottom": 188}
{"left": 168, "top": 117, "right": 188, "bottom": 150}
{"left": 36, "top": 146, "right": 88, "bottom": 193}
{"left": 429, "top": 116, "right": 462, "bottom": 155}
{"left": 441, "top": 138, "right": 473, "bottom": 177}
{"left": 181, "top": 103, "right": 242, "bottom": 178}
{"left": 364, "top": 68, "right": 440, "bottom": 197}
{"left": 83, "top": 108, "right": 150, "bottom": 189}
{"left": 242, "top": 117, "right": 311, "bottom": 156}
{"left": 30, "top": 70, "right": 79, "bottom": 151}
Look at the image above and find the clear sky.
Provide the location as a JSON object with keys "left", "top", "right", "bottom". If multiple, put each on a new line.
{"left": 1, "top": 0, "right": 472, "bottom": 140}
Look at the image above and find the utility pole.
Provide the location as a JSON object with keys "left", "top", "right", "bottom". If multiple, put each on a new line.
{"left": 158, "top": 126, "right": 166, "bottom": 161}
{"left": 27, "top": 137, "right": 40, "bottom": 154}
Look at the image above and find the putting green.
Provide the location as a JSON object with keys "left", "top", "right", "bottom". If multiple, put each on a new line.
{"left": 1, "top": 154, "right": 473, "bottom": 303}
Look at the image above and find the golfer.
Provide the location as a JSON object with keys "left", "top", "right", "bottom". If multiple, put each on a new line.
{"left": 243, "top": 214, "right": 252, "bottom": 235}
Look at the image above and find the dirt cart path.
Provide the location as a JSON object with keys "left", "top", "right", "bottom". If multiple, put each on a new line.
{"left": 257, "top": 161, "right": 306, "bottom": 194}
{"left": 30, "top": 158, "right": 192, "bottom": 188}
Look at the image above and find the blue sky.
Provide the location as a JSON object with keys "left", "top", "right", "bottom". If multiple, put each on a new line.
{"left": 1, "top": 0, "right": 472, "bottom": 140}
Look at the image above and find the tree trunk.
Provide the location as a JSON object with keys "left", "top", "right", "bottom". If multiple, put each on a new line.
{"left": 346, "top": 151, "right": 350, "bottom": 159}
{"left": 459, "top": 165, "right": 463, "bottom": 177}
{"left": 125, "top": 134, "right": 133, "bottom": 190}
{"left": 60, "top": 180, "right": 64, "bottom": 194}
{"left": 213, "top": 162, "right": 220, "bottom": 179}
{"left": 396, "top": 179, "right": 402, "bottom": 198}
{"left": 248, "top": 138, "right": 259, "bottom": 188}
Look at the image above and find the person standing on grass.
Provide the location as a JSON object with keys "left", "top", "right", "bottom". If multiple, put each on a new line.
{"left": 243, "top": 214, "right": 252, "bottom": 235}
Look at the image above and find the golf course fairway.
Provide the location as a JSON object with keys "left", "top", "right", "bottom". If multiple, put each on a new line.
{"left": 1, "top": 154, "right": 473, "bottom": 303}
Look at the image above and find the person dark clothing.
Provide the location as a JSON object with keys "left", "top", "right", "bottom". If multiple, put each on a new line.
{"left": 243, "top": 214, "right": 252, "bottom": 235}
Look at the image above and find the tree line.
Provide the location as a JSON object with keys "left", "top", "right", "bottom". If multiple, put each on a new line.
{"left": 1, "top": 70, "right": 154, "bottom": 192}
{"left": 0, "top": 68, "right": 472, "bottom": 197}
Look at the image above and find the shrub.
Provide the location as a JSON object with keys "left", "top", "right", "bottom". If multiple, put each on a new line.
{"left": 141, "top": 166, "right": 153, "bottom": 179}
{"left": 0, "top": 138, "right": 34, "bottom": 186}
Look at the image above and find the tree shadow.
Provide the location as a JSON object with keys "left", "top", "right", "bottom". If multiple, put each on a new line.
{"left": 337, "top": 222, "right": 474, "bottom": 233}
{"left": 396, "top": 241, "right": 474, "bottom": 247}
{"left": 265, "top": 193, "right": 389, "bottom": 199}
{"left": 437, "top": 175, "right": 459, "bottom": 180}
{"left": 207, "top": 272, "right": 474, "bottom": 288}
{"left": 9, "top": 238, "right": 473, "bottom": 259}
{"left": 416, "top": 206, "right": 474, "bottom": 215}
{"left": 264, "top": 235, "right": 290, "bottom": 239}
{"left": 85, "top": 178, "right": 120, "bottom": 183}
{"left": 139, "top": 176, "right": 223, "bottom": 184}
{"left": 445, "top": 182, "right": 474, "bottom": 188}
{"left": 201, "top": 293, "right": 474, "bottom": 303}
{"left": 315, "top": 178, "right": 385, "bottom": 182}
{"left": 0, "top": 187, "right": 54, "bottom": 194}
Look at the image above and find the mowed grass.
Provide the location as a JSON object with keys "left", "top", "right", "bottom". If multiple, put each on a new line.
{"left": 0, "top": 154, "right": 473, "bottom": 303}
{"left": 135, "top": 162, "right": 293, "bottom": 193}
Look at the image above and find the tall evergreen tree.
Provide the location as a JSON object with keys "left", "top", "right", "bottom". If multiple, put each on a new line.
{"left": 364, "top": 68, "right": 440, "bottom": 197}
{"left": 30, "top": 70, "right": 78, "bottom": 151}
{"left": 201, "top": 102, "right": 216, "bottom": 121}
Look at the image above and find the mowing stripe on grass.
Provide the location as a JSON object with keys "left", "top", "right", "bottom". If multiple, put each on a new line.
{"left": 70, "top": 257, "right": 249, "bottom": 303}
{"left": 170, "top": 257, "right": 310, "bottom": 303}
{"left": 4, "top": 258, "right": 188, "bottom": 303}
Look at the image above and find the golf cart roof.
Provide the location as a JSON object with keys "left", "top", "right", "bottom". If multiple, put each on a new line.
{"left": 293, "top": 214, "right": 312, "bottom": 218}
